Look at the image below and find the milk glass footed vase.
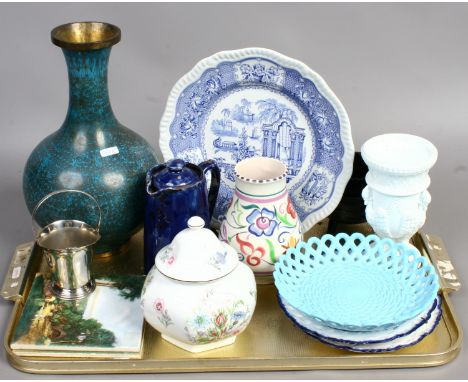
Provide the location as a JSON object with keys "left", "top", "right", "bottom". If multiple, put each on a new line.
{"left": 22, "top": 22, "right": 157, "bottom": 254}
{"left": 361, "top": 134, "right": 438, "bottom": 244}
{"left": 219, "top": 157, "right": 302, "bottom": 279}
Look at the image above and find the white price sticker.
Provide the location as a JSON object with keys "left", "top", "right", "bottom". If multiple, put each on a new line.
{"left": 100, "top": 146, "right": 119, "bottom": 158}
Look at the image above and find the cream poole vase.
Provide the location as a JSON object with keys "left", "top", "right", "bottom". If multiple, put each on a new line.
{"left": 141, "top": 216, "right": 256, "bottom": 353}
{"left": 361, "top": 133, "right": 438, "bottom": 244}
{"left": 219, "top": 157, "right": 302, "bottom": 281}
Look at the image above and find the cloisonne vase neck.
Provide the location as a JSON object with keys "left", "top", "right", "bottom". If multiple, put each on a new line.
{"left": 62, "top": 47, "right": 117, "bottom": 126}
{"left": 51, "top": 22, "right": 121, "bottom": 128}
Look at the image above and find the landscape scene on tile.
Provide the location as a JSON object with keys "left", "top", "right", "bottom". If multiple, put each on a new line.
{"left": 12, "top": 275, "right": 144, "bottom": 352}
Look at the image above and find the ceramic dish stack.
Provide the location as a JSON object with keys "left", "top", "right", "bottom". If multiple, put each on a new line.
{"left": 274, "top": 233, "right": 441, "bottom": 353}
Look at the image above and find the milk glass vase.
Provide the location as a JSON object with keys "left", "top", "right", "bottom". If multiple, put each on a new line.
{"left": 219, "top": 157, "right": 302, "bottom": 282}
{"left": 361, "top": 134, "right": 438, "bottom": 244}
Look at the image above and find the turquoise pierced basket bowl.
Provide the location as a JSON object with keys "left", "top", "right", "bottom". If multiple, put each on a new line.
{"left": 273, "top": 233, "right": 439, "bottom": 332}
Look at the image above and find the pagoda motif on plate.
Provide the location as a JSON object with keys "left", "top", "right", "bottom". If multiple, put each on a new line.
{"left": 219, "top": 157, "right": 302, "bottom": 278}
{"left": 210, "top": 98, "right": 306, "bottom": 183}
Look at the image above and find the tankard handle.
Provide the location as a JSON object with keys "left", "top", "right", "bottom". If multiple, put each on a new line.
{"left": 199, "top": 160, "right": 220, "bottom": 221}
{"left": 31, "top": 189, "right": 102, "bottom": 236}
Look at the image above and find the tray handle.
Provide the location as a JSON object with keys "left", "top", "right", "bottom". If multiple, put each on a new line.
{"left": 1, "top": 242, "right": 35, "bottom": 301}
{"left": 420, "top": 232, "right": 461, "bottom": 293}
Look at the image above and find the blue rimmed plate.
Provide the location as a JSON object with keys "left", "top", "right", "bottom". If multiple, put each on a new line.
{"left": 159, "top": 48, "right": 354, "bottom": 231}
{"left": 279, "top": 293, "right": 442, "bottom": 353}
{"left": 278, "top": 294, "right": 439, "bottom": 345}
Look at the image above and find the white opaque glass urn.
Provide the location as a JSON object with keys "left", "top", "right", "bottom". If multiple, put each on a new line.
{"left": 219, "top": 157, "right": 302, "bottom": 282}
{"left": 141, "top": 216, "right": 257, "bottom": 353}
{"left": 361, "top": 134, "right": 438, "bottom": 243}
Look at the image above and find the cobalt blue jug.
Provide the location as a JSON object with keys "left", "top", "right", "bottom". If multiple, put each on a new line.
{"left": 144, "top": 159, "right": 220, "bottom": 273}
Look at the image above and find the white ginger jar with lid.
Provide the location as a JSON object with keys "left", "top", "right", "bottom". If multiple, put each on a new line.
{"left": 141, "top": 216, "right": 257, "bottom": 353}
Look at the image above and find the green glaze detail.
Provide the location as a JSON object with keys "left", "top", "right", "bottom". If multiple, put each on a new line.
{"left": 241, "top": 204, "right": 260, "bottom": 210}
{"left": 226, "top": 199, "right": 247, "bottom": 231}
{"left": 236, "top": 187, "right": 286, "bottom": 198}
{"left": 274, "top": 206, "right": 295, "bottom": 228}
{"left": 265, "top": 239, "right": 276, "bottom": 263}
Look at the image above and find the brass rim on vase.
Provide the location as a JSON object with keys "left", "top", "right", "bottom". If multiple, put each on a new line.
{"left": 51, "top": 21, "right": 121, "bottom": 50}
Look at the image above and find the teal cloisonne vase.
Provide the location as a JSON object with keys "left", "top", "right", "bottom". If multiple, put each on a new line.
{"left": 23, "top": 22, "right": 158, "bottom": 254}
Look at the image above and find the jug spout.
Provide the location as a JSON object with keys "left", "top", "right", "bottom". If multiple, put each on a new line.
{"left": 145, "top": 165, "right": 165, "bottom": 196}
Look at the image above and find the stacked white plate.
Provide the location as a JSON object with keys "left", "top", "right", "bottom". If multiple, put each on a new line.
{"left": 278, "top": 294, "right": 442, "bottom": 353}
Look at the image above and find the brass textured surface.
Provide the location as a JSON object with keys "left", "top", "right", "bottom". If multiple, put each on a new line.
{"left": 51, "top": 22, "right": 121, "bottom": 51}
{"left": 2, "top": 224, "right": 462, "bottom": 374}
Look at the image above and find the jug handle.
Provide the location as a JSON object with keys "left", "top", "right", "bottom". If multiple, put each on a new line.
{"left": 199, "top": 160, "right": 221, "bottom": 221}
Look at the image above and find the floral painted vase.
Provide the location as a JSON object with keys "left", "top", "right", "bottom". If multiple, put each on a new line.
{"left": 219, "top": 157, "right": 302, "bottom": 280}
{"left": 141, "top": 216, "right": 256, "bottom": 353}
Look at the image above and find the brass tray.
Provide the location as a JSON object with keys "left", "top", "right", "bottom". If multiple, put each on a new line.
{"left": 2, "top": 223, "right": 462, "bottom": 374}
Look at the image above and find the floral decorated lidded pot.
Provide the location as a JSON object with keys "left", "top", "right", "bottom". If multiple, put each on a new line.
{"left": 219, "top": 157, "right": 302, "bottom": 283}
{"left": 141, "top": 216, "right": 256, "bottom": 353}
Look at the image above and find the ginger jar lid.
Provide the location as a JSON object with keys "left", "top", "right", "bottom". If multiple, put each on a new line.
{"left": 155, "top": 216, "right": 239, "bottom": 282}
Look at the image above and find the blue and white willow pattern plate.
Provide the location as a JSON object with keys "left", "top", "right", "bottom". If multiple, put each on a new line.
{"left": 279, "top": 294, "right": 442, "bottom": 353}
{"left": 159, "top": 48, "right": 354, "bottom": 231}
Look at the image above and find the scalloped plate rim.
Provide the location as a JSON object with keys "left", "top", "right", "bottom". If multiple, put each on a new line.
{"left": 278, "top": 293, "right": 439, "bottom": 345}
{"left": 279, "top": 293, "right": 442, "bottom": 353}
{"left": 159, "top": 47, "right": 354, "bottom": 232}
